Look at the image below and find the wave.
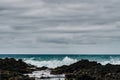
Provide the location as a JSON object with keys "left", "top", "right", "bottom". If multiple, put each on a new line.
{"left": 23, "top": 56, "right": 120, "bottom": 68}
{"left": 23, "top": 56, "right": 78, "bottom": 68}
{"left": 99, "top": 57, "right": 120, "bottom": 65}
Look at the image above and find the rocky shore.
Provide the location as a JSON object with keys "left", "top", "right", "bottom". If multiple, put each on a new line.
{"left": 0, "top": 58, "right": 35, "bottom": 80}
{"left": 1, "top": 58, "right": 120, "bottom": 80}
{"left": 51, "top": 59, "right": 120, "bottom": 80}
{"left": 0, "top": 58, "right": 64, "bottom": 80}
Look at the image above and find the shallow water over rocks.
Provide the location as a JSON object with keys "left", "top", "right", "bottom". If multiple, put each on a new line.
{"left": 25, "top": 70, "right": 65, "bottom": 80}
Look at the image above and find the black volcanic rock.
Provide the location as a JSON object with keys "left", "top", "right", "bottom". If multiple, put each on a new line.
{"left": 0, "top": 58, "right": 35, "bottom": 80}
{"left": 51, "top": 59, "right": 102, "bottom": 74}
{"left": 0, "top": 70, "right": 35, "bottom": 80}
{"left": 0, "top": 58, "right": 34, "bottom": 73}
{"left": 51, "top": 59, "right": 120, "bottom": 80}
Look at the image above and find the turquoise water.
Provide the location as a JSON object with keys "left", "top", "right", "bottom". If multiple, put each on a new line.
{"left": 0, "top": 54, "right": 120, "bottom": 68}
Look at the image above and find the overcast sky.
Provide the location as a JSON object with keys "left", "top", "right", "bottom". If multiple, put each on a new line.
{"left": 0, "top": 0, "right": 120, "bottom": 54}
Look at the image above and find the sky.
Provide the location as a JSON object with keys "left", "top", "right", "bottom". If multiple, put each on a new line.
{"left": 0, "top": 0, "right": 120, "bottom": 54}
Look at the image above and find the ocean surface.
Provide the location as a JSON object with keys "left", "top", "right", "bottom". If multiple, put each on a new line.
{"left": 0, "top": 54, "right": 120, "bottom": 68}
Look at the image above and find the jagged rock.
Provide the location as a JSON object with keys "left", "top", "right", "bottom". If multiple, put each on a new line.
{"left": 51, "top": 59, "right": 120, "bottom": 80}
{"left": 0, "top": 58, "right": 35, "bottom": 80}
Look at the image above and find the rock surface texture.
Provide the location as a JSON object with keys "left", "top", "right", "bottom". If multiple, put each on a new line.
{"left": 0, "top": 58, "right": 35, "bottom": 80}
{"left": 51, "top": 59, "right": 120, "bottom": 80}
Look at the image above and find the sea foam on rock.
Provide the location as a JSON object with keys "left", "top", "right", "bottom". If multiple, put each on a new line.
{"left": 24, "top": 56, "right": 77, "bottom": 68}
{"left": 25, "top": 70, "right": 65, "bottom": 79}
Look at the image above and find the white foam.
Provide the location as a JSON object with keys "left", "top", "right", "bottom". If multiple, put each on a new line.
{"left": 24, "top": 56, "right": 120, "bottom": 68}
{"left": 100, "top": 57, "right": 120, "bottom": 65}
{"left": 24, "top": 56, "right": 77, "bottom": 68}
{"left": 24, "top": 70, "right": 65, "bottom": 79}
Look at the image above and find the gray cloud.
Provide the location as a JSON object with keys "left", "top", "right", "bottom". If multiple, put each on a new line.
{"left": 0, "top": 0, "right": 120, "bottom": 53}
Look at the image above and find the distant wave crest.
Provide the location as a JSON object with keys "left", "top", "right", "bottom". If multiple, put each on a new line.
{"left": 100, "top": 57, "right": 120, "bottom": 65}
{"left": 23, "top": 56, "right": 78, "bottom": 68}
{"left": 23, "top": 56, "right": 120, "bottom": 68}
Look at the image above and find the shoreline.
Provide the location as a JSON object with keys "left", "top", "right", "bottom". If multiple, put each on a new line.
{"left": 24, "top": 70, "right": 65, "bottom": 79}
{"left": 0, "top": 58, "right": 65, "bottom": 80}
{"left": 0, "top": 57, "right": 120, "bottom": 80}
{"left": 1, "top": 55, "right": 120, "bottom": 68}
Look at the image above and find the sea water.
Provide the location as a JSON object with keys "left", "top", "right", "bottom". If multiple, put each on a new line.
{"left": 0, "top": 54, "right": 120, "bottom": 68}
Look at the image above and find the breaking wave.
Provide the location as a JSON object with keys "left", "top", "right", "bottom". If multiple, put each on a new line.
{"left": 99, "top": 57, "right": 120, "bottom": 65}
{"left": 23, "top": 56, "right": 78, "bottom": 68}
{"left": 23, "top": 56, "right": 120, "bottom": 68}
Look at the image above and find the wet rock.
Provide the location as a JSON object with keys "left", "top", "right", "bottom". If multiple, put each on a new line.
{"left": 0, "top": 58, "right": 35, "bottom": 80}
{"left": 0, "top": 58, "right": 33, "bottom": 73}
{"left": 51, "top": 59, "right": 120, "bottom": 80}
{"left": 0, "top": 70, "right": 35, "bottom": 80}
{"left": 35, "top": 66, "right": 49, "bottom": 71}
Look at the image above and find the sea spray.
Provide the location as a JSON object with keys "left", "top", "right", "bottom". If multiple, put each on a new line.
{"left": 24, "top": 56, "right": 78, "bottom": 68}
{"left": 24, "top": 56, "right": 120, "bottom": 68}
{"left": 1, "top": 54, "right": 120, "bottom": 68}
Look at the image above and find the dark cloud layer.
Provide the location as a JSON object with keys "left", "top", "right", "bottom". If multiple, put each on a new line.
{"left": 0, "top": 0, "right": 120, "bottom": 53}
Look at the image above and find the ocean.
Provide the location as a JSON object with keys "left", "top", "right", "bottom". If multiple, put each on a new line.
{"left": 0, "top": 54, "right": 120, "bottom": 68}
